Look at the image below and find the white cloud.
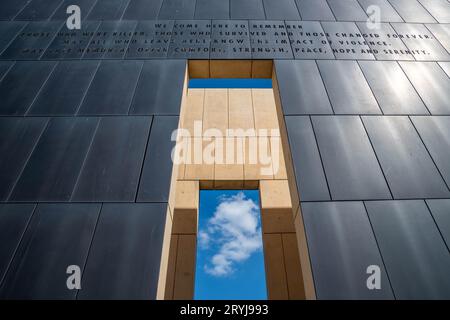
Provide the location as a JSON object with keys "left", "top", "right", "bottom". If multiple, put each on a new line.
{"left": 202, "top": 192, "right": 263, "bottom": 277}
{"left": 198, "top": 230, "right": 210, "bottom": 249}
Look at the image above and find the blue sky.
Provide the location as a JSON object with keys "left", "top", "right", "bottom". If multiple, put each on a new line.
{"left": 194, "top": 190, "right": 267, "bottom": 300}
{"left": 189, "top": 78, "right": 272, "bottom": 88}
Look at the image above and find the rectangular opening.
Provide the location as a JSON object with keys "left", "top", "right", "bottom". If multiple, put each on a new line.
{"left": 189, "top": 78, "right": 272, "bottom": 89}
{"left": 160, "top": 60, "right": 315, "bottom": 300}
{"left": 194, "top": 190, "right": 267, "bottom": 300}
{"left": 188, "top": 60, "right": 273, "bottom": 79}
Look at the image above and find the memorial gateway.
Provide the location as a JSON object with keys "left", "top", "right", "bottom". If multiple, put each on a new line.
{"left": 0, "top": 0, "right": 449, "bottom": 301}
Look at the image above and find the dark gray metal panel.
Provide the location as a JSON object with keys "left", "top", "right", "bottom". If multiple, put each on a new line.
{"left": 78, "top": 60, "right": 143, "bottom": 115}
{"left": 285, "top": 21, "right": 334, "bottom": 59}
{"left": 9, "top": 117, "right": 98, "bottom": 202}
{"left": 250, "top": 20, "right": 293, "bottom": 59}
{"left": 0, "top": 21, "right": 27, "bottom": 55}
{"left": 366, "top": 200, "right": 450, "bottom": 299}
{"left": 0, "top": 204, "right": 35, "bottom": 285}
{"left": 42, "top": 20, "right": 100, "bottom": 60}
{"left": 50, "top": 0, "right": 97, "bottom": 20}
{"left": 77, "top": 203, "right": 167, "bottom": 300}
{"left": 327, "top": 0, "right": 368, "bottom": 21}
{"left": 426, "top": 199, "right": 450, "bottom": 249}
{"left": 15, "top": 0, "right": 63, "bottom": 21}
{"left": 0, "top": 117, "right": 48, "bottom": 201}
{"left": 425, "top": 24, "right": 450, "bottom": 58}
{"left": 400, "top": 62, "right": 450, "bottom": 115}
{"left": 412, "top": 116, "right": 450, "bottom": 187}
{"left": 195, "top": 0, "right": 229, "bottom": 19}
{"left": 168, "top": 20, "right": 211, "bottom": 59}
{"left": 158, "top": 0, "right": 196, "bottom": 20}
{"left": 0, "top": 61, "right": 12, "bottom": 79}
{"left": 357, "top": 0, "right": 402, "bottom": 22}
{"left": 312, "top": 116, "right": 391, "bottom": 200}
{"left": 126, "top": 20, "right": 173, "bottom": 59}
{"left": 439, "top": 62, "right": 450, "bottom": 77}
{"left": 0, "top": 61, "right": 56, "bottom": 115}
{"left": 28, "top": 60, "right": 99, "bottom": 115}
{"left": 419, "top": 0, "right": 450, "bottom": 23}
{"left": 262, "top": 0, "right": 300, "bottom": 20}
{"left": 392, "top": 23, "right": 449, "bottom": 61}
{"left": 302, "top": 201, "right": 394, "bottom": 299}
{"left": 363, "top": 116, "right": 450, "bottom": 199}
{"left": 275, "top": 60, "right": 333, "bottom": 115}
{"left": 388, "top": 0, "right": 437, "bottom": 23}
{"left": 71, "top": 116, "right": 152, "bottom": 202}
{"left": 122, "top": 0, "right": 163, "bottom": 20}
{"left": 285, "top": 116, "right": 330, "bottom": 201}
{"left": 359, "top": 61, "right": 427, "bottom": 115}
{"left": 317, "top": 60, "right": 381, "bottom": 114}
{"left": 0, "top": 0, "right": 29, "bottom": 20}
{"left": 210, "top": 20, "right": 251, "bottom": 59}
{"left": 87, "top": 0, "right": 130, "bottom": 20}
{"left": 83, "top": 20, "right": 137, "bottom": 59}
{"left": 295, "top": 0, "right": 335, "bottom": 21}
{"left": 356, "top": 22, "right": 414, "bottom": 61}
{"left": 129, "top": 60, "right": 185, "bottom": 115}
{"left": 1, "top": 21, "right": 63, "bottom": 60}
{"left": 0, "top": 203, "right": 100, "bottom": 299}
{"left": 321, "top": 22, "right": 375, "bottom": 60}
{"left": 137, "top": 116, "right": 179, "bottom": 202}
{"left": 230, "top": 0, "right": 265, "bottom": 20}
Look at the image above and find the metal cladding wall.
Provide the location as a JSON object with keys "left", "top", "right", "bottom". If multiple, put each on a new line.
{"left": 0, "top": 0, "right": 449, "bottom": 299}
